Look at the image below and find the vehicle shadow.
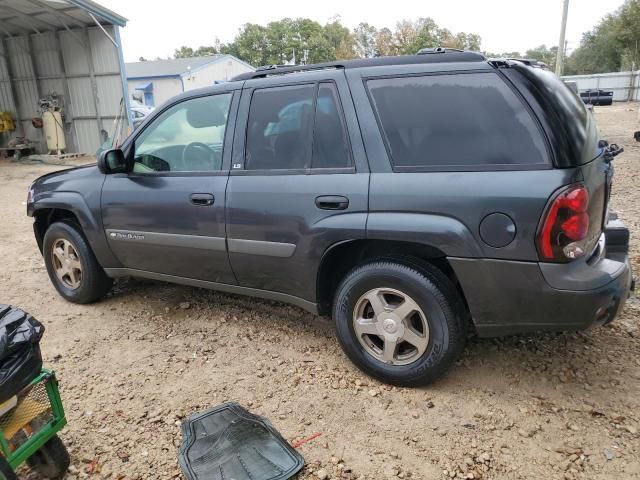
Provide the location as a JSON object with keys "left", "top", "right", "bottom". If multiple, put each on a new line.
{"left": 107, "top": 276, "right": 639, "bottom": 401}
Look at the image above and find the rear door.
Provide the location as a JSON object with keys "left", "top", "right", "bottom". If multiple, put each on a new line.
{"left": 101, "top": 87, "right": 239, "bottom": 284}
{"left": 226, "top": 70, "right": 369, "bottom": 303}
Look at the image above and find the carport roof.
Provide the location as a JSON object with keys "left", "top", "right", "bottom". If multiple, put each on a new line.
{"left": 126, "top": 55, "right": 226, "bottom": 79}
{"left": 0, "top": 0, "right": 127, "bottom": 37}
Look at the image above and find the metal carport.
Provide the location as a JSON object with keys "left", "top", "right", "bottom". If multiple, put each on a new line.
{"left": 0, "top": 0, "right": 130, "bottom": 155}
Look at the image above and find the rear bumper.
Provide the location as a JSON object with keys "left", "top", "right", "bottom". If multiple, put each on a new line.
{"left": 450, "top": 219, "right": 634, "bottom": 337}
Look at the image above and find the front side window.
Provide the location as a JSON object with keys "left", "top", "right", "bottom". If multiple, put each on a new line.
{"left": 133, "top": 93, "right": 232, "bottom": 173}
{"left": 367, "top": 73, "right": 548, "bottom": 169}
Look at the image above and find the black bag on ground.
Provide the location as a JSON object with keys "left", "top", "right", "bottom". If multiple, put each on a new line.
{"left": 0, "top": 305, "right": 45, "bottom": 404}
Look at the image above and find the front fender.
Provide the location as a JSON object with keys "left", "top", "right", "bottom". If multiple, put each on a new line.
{"left": 33, "top": 191, "right": 98, "bottom": 232}
{"left": 366, "top": 212, "right": 483, "bottom": 258}
{"left": 31, "top": 192, "right": 120, "bottom": 268}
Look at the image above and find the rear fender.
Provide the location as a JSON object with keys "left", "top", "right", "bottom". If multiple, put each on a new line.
{"left": 366, "top": 212, "right": 483, "bottom": 258}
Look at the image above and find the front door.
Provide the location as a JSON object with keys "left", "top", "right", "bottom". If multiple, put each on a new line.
{"left": 226, "top": 72, "right": 369, "bottom": 303}
{"left": 101, "top": 89, "right": 239, "bottom": 284}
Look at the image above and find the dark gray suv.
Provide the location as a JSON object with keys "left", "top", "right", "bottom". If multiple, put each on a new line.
{"left": 27, "top": 50, "right": 634, "bottom": 386}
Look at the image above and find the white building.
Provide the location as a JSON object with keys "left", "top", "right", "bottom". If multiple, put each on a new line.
{"left": 126, "top": 55, "right": 254, "bottom": 107}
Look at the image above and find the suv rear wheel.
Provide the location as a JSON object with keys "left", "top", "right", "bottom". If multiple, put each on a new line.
{"left": 333, "top": 260, "right": 466, "bottom": 386}
{"left": 43, "top": 221, "right": 112, "bottom": 304}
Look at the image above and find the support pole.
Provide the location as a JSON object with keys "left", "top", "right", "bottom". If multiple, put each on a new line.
{"left": 83, "top": 28, "right": 104, "bottom": 146}
{"left": 53, "top": 30, "right": 76, "bottom": 152}
{"left": 555, "top": 0, "right": 570, "bottom": 76}
{"left": 26, "top": 34, "right": 42, "bottom": 101}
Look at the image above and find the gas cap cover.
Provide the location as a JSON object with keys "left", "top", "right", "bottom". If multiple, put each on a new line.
{"left": 479, "top": 213, "right": 516, "bottom": 248}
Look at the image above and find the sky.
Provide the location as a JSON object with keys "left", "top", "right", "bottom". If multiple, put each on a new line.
{"left": 105, "top": 0, "right": 627, "bottom": 63}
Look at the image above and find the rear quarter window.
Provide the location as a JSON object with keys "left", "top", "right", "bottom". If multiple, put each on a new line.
{"left": 366, "top": 72, "right": 549, "bottom": 170}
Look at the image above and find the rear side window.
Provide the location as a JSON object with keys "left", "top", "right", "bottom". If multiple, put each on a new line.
{"left": 312, "top": 84, "right": 352, "bottom": 169}
{"left": 245, "top": 83, "right": 352, "bottom": 171}
{"left": 366, "top": 73, "right": 548, "bottom": 169}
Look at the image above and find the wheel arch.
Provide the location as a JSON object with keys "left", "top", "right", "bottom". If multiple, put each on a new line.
{"left": 316, "top": 239, "right": 471, "bottom": 317}
{"left": 33, "top": 207, "right": 81, "bottom": 252}
{"left": 31, "top": 193, "right": 119, "bottom": 268}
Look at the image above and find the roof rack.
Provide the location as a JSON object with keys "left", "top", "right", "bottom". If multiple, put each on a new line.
{"left": 232, "top": 49, "right": 486, "bottom": 81}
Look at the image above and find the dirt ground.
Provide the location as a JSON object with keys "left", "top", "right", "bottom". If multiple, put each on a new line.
{"left": 1, "top": 103, "right": 639, "bottom": 480}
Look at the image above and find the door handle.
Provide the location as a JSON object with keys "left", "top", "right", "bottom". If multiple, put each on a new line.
{"left": 190, "top": 193, "right": 215, "bottom": 206}
{"left": 315, "top": 195, "right": 349, "bottom": 210}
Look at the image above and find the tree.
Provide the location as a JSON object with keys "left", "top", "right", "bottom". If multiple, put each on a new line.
{"left": 391, "top": 18, "right": 481, "bottom": 55}
{"left": 174, "top": 44, "right": 220, "bottom": 59}
{"left": 447, "top": 32, "right": 482, "bottom": 50}
{"left": 194, "top": 45, "right": 219, "bottom": 57}
{"left": 353, "top": 22, "right": 378, "bottom": 58}
{"left": 223, "top": 23, "right": 270, "bottom": 66}
{"left": 174, "top": 46, "right": 195, "bottom": 58}
{"left": 565, "top": 0, "right": 640, "bottom": 74}
{"left": 525, "top": 44, "right": 558, "bottom": 70}
{"left": 172, "top": 16, "right": 483, "bottom": 66}
{"left": 482, "top": 50, "right": 522, "bottom": 58}
{"left": 324, "top": 18, "right": 356, "bottom": 60}
{"left": 375, "top": 27, "right": 395, "bottom": 56}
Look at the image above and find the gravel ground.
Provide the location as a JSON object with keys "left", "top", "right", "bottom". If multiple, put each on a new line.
{"left": 1, "top": 103, "right": 639, "bottom": 480}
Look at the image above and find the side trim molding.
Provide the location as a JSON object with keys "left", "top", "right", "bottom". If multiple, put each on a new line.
{"left": 106, "top": 229, "right": 226, "bottom": 251}
{"left": 104, "top": 268, "right": 319, "bottom": 314}
{"left": 227, "top": 238, "right": 296, "bottom": 258}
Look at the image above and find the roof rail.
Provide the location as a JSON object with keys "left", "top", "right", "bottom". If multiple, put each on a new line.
{"left": 417, "top": 47, "right": 464, "bottom": 55}
{"left": 234, "top": 63, "right": 345, "bottom": 81}
{"left": 232, "top": 50, "right": 486, "bottom": 81}
{"left": 489, "top": 58, "right": 551, "bottom": 70}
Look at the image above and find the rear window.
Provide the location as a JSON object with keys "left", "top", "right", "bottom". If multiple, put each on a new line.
{"left": 366, "top": 72, "right": 549, "bottom": 169}
{"left": 507, "top": 64, "right": 599, "bottom": 167}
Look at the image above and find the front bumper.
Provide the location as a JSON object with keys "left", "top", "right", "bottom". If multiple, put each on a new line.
{"left": 450, "top": 219, "right": 634, "bottom": 337}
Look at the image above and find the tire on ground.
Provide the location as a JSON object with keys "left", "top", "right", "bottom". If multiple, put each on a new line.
{"left": 26, "top": 435, "right": 70, "bottom": 479}
{"left": 43, "top": 221, "right": 112, "bottom": 304}
{"left": 332, "top": 260, "right": 467, "bottom": 387}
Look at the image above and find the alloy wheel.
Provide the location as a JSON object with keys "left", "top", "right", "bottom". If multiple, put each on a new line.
{"left": 353, "top": 288, "right": 429, "bottom": 366}
{"left": 51, "top": 238, "right": 83, "bottom": 290}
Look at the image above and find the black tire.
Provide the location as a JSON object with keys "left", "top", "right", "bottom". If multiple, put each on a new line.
{"left": 332, "top": 260, "right": 467, "bottom": 387}
{"left": 0, "top": 455, "right": 18, "bottom": 480}
{"left": 26, "top": 435, "right": 70, "bottom": 479}
{"left": 43, "top": 221, "right": 112, "bottom": 304}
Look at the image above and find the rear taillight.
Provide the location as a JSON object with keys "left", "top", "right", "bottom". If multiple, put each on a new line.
{"left": 537, "top": 184, "right": 591, "bottom": 261}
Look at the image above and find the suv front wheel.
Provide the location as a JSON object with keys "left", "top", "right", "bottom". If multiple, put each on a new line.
{"left": 43, "top": 221, "right": 113, "bottom": 304}
{"left": 333, "top": 260, "right": 466, "bottom": 386}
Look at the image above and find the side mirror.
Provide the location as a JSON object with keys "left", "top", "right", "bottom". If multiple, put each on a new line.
{"left": 97, "top": 148, "right": 127, "bottom": 174}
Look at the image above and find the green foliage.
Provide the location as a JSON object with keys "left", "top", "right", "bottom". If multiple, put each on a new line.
{"left": 524, "top": 45, "right": 558, "bottom": 70}
{"left": 483, "top": 51, "right": 523, "bottom": 58}
{"left": 174, "top": 44, "right": 220, "bottom": 59}
{"left": 172, "top": 16, "right": 481, "bottom": 66}
{"left": 167, "top": 0, "right": 638, "bottom": 75}
{"left": 221, "top": 18, "right": 354, "bottom": 66}
{"left": 566, "top": 0, "right": 640, "bottom": 74}
{"left": 354, "top": 22, "right": 377, "bottom": 58}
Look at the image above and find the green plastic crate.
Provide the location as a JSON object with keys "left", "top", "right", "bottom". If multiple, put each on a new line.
{"left": 0, "top": 370, "right": 66, "bottom": 471}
